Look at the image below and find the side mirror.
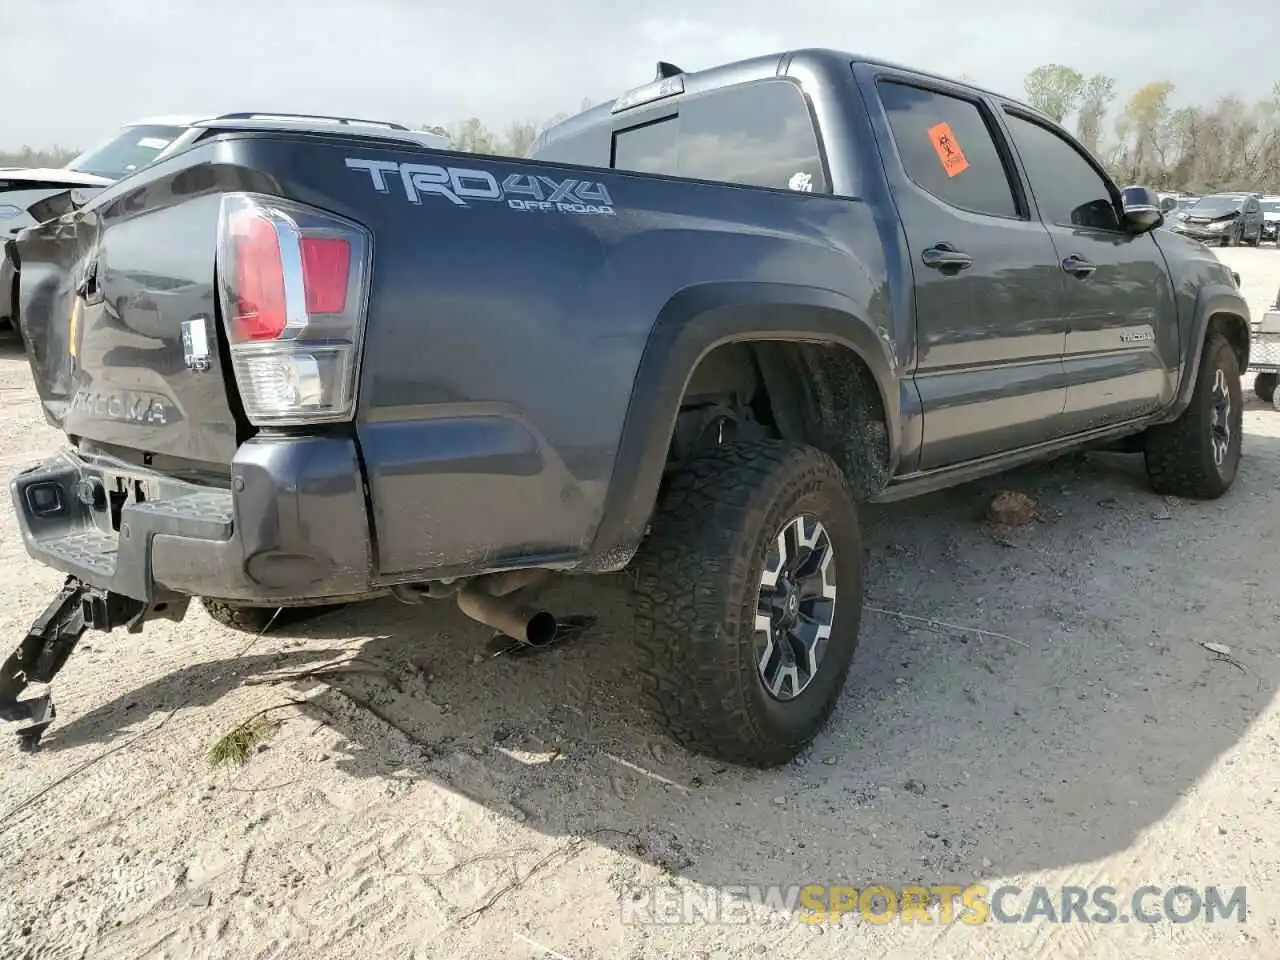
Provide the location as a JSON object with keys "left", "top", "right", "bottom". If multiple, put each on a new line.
{"left": 1159, "top": 196, "right": 1178, "bottom": 214}
{"left": 1121, "top": 185, "right": 1163, "bottom": 234}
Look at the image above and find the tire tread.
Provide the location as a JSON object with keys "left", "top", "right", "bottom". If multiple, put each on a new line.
{"left": 631, "top": 439, "right": 858, "bottom": 766}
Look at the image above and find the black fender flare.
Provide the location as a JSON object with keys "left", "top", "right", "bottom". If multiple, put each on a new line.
{"left": 582, "top": 280, "right": 900, "bottom": 570}
{"left": 1166, "top": 283, "right": 1250, "bottom": 419}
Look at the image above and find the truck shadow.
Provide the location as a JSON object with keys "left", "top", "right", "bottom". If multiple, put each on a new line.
{"left": 41, "top": 427, "right": 1280, "bottom": 911}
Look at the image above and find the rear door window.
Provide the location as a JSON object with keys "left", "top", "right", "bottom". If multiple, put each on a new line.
{"left": 875, "top": 80, "right": 1019, "bottom": 219}
{"left": 611, "top": 79, "right": 827, "bottom": 192}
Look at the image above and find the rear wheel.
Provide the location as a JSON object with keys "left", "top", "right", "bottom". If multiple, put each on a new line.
{"left": 1256, "top": 373, "right": 1278, "bottom": 405}
{"left": 201, "top": 598, "right": 346, "bottom": 634}
{"left": 1143, "top": 332, "right": 1243, "bottom": 499}
{"left": 632, "top": 439, "right": 863, "bottom": 767}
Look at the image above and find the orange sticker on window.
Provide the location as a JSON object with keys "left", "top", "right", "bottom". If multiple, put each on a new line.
{"left": 927, "top": 122, "right": 970, "bottom": 177}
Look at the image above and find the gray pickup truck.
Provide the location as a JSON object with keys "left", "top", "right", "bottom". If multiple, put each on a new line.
{"left": 1, "top": 49, "right": 1251, "bottom": 764}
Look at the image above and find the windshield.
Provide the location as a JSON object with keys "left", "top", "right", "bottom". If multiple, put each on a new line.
{"left": 1262, "top": 200, "right": 1280, "bottom": 215}
{"left": 1188, "top": 196, "right": 1244, "bottom": 216}
{"left": 65, "top": 124, "right": 187, "bottom": 180}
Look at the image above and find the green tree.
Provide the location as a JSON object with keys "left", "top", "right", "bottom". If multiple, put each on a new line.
{"left": 1024, "top": 64, "right": 1084, "bottom": 123}
{"left": 447, "top": 118, "right": 499, "bottom": 154}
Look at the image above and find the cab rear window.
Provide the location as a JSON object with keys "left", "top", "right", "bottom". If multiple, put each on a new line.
{"left": 611, "top": 80, "right": 827, "bottom": 192}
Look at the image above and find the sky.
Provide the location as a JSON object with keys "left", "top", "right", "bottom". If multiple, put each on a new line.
{"left": 2, "top": 0, "right": 1278, "bottom": 150}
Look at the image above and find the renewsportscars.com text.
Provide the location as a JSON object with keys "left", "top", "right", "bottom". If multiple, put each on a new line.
{"left": 620, "top": 883, "right": 1247, "bottom": 926}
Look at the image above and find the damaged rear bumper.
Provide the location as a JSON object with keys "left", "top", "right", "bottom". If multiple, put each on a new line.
{"left": 11, "top": 436, "right": 376, "bottom": 609}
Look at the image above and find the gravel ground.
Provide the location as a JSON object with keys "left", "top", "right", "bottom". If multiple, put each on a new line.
{"left": 1, "top": 247, "right": 1278, "bottom": 960}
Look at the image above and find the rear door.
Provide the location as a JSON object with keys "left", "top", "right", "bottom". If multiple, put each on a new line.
{"left": 863, "top": 71, "right": 1070, "bottom": 470}
{"left": 999, "top": 108, "right": 1177, "bottom": 432}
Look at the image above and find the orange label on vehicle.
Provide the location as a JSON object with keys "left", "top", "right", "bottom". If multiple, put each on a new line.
{"left": 927, "top": 122, "right": 969, "bottom": 177}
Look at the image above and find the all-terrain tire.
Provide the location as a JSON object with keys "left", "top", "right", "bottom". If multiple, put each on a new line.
{"left": 201, "top": 598, "right": 346, "bottom": 634}
{"left": 1255, "top": 372, "right": 1278, "bottom": 405}
{"left": 632, "top": 439, "right": 863, "bottom": 767}
{"left": 1144, "top": 332, "right": 1243, "bottom": 499}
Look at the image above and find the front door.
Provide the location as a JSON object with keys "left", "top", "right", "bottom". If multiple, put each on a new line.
{"left": 1000, "top": 109, "right": 1178, "bottom": 432}
{"left": 865, "top": 72, "right": 1070, "bottom": 470}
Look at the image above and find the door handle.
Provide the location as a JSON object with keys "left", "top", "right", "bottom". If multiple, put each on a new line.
{"left": 921, "top": 243, "right": 973, "bottom": 271}
{"left": 1062, "top": 255, "right": 1096, "bottom": 278}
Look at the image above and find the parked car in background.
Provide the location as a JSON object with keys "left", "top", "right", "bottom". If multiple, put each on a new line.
{"left": 2, "top": 50, "right": 1250, "bottom": 762}
{"left": 1158, "top": 191, "right": 1197, "bottom": 214}
{"left": 1261, "top": 196, "right": 1280, "bottom": 244}
{"left": 0, "top": 113, "right": 449, "bottom": 341}
{"left": 1158, "top": 194, "right": 1199, "bottom": 229}
{"left": 1168, "top": 192, "right": 1264, "bottom": 246}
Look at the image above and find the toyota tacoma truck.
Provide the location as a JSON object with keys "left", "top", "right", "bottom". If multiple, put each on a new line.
{"left": 0, "top": 49, "right": 1251, "bottom": 764}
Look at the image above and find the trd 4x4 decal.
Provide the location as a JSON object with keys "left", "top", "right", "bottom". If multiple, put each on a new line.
{"left": 345, "top": 158, "right": 616, "bottom": 216}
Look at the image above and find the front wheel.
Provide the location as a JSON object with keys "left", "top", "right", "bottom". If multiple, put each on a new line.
{"left": 1143, "top": 332, "right": 1243, "bottom": 499}
{"left": 632, "top": 439, "right": 863, "bottom": 767}
{"left": 1256, "top": 372, "right": 1278, "bottom": 405}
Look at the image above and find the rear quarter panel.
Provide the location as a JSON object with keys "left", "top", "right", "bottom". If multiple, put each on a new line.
{"left": 283, "top": 139, "right": 899, "bottom": 579}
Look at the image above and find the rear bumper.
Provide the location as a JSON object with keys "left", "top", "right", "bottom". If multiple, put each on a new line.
{"left": 10, "top": 437, "right": 376, "bottom": 605}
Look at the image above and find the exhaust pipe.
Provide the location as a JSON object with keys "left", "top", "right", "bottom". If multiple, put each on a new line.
{"left": 456, "top": 584, "right": 558, "bottom": 647}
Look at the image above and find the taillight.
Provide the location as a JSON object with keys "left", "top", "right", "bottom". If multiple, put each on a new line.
{"left": 215, "top": 193, "right": 371, "bottom": 426}
{"left": 229, "top": 212, "right": 288, "bottom": 341}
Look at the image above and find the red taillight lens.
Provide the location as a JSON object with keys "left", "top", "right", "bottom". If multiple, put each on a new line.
{"left": 217, "top": 193, "right": 370, "bottom": 426}
{"left": 230, "top": 211, "right": 287, "bottom": 341}
{"left": 299, "top": 236, "right": 351, "bottom": 314}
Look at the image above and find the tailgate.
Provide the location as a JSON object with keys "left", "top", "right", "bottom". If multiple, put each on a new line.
{"left": 16, "top": 190, "right": 243, "bottom": 469}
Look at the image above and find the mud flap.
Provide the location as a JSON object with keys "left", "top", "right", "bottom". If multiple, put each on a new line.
{"left": 0, "top": 576, "right": 168, "bottom": 751}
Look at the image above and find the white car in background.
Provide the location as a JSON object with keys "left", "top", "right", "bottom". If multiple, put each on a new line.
{"left": 2, "top": 113, "right": 450, "bottom": 339}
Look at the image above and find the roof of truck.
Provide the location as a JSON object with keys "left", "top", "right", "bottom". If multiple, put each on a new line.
{"left": 539, "top": 48, "right": 1045, "bottom": 150}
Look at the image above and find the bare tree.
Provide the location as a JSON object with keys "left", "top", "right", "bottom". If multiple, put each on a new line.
{"left": 1114, "top": 81, "right": 1176, "bottom": 185}
{"left": 1075, "top": 74, "right": 1116, "bottom": 155}
{"left": 0, "top": 145, "right": 79, "bottom": 168}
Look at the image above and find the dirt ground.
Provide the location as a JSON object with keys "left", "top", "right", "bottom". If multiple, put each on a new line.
{"left": 1, "top": 247, "right": 1279, "bottom": 960}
